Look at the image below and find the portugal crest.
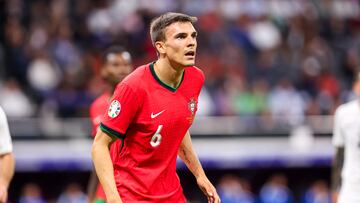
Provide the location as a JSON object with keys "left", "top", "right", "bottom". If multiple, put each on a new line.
{"left": 108, "top": 100, "right": 121, "bottom": 118}
{"left": 188, "top": 98, "right": 197, "bottom": 115}
{"left": 187, "top": 98, "right": 197, "bottom": 124}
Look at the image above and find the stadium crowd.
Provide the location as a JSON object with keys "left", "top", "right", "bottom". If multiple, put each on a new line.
{"left": 16, "top": 175, "right": 331, "bottom": 203}
{"left": 0, "top": 0, "right": 359, "bottom": 128}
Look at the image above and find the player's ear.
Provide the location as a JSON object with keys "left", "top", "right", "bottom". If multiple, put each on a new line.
{"left": 155, "top": 41, "right": 166, "bottom": 55}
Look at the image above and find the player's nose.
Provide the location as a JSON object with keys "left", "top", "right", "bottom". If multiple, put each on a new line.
{"left": 187, "top": 37, "right": 196, "bottom": 47}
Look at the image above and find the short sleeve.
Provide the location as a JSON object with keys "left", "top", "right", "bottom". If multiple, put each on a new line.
{"left": 100, "top": 83, "right": 139, "bottom": 139}
{"left": 332, "top": 106, "right": 344, "bottom": 147}
{"left": 0, "top": 107, "right": 13, "bottom": 154}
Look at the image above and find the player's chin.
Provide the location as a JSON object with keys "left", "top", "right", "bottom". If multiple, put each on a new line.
{"left": 182, "top": 59, "right": 196, "bottom": 67}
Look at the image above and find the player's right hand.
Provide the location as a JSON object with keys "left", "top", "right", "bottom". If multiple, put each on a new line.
{"left": 196, "top": 176, "right": 220, "bottom": 203}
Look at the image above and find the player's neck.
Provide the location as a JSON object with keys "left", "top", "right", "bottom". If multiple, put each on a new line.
{"left": 104, "top": 84, "right": 115, "bottom": 94}
{"left": 154, "top": 59, "right": 184, "bottom": 89}
{"left": 109, "top": 86, "right": 116, "bottom": 96}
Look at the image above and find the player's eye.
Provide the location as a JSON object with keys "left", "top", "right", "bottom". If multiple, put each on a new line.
{"left": 175, "top": 34, "right": 187, "bottom": 39}
{"left": 191, "top": 32, "right": 197, "bottom": 39}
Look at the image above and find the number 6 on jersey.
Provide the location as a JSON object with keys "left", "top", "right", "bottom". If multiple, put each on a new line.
{"left": 150, "top": 125, "right": 163, "bottom": 147}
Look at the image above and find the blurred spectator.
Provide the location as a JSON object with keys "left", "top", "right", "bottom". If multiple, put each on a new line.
{"left": 302, "top": 180, "right": 331, "bottom": 203}
{"left": 258, "top": 174, "right": 295, "bottom": 203}
{"left": 232, "top": 79, "right": 268, "bottom": 116}
{"left": 248, "top": 20, "right": 281, "bottom": 51}
{"left": 57, "top": 183, "right": 87, "bottom": 203}
{"left": 197, "top": 86, "right": 216, "bottom": 116}
{"left": 19, "top": 183, "right": 46, "bottom": 203}
{"left": 217, "top": 174, "right": 255, "bottom": 203}
{"left": 0, "top": 79, "right": 34, "bottom": 117}
{"left": 46, "top": 78, "right": 93, "bottom": 118}
{"left": 27, "top": 55, "right": 61, "bottom": 95}
{"left": 4, "top": 17, "right": 30, "bottom": 86}
{"left": 268, "top": 78, "right": 306, "bottom": 127}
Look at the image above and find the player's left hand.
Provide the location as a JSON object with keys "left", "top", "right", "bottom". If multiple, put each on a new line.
{"left": 196, "top": 176, "right": 220, "bottom": 203}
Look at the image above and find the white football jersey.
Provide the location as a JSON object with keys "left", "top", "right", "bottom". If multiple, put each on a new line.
{"left": 333, "top": 100, "right": 360, "bottom": 202}
{"left": 0, "top": 106, "right": 12, "bottom": 154}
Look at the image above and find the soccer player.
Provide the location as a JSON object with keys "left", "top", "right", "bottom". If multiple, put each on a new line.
{"left": 0, "top": 106, "right": 15, "bottom": 203}
{"left": 87, "top": 46, "right": 132, "bottom": 203}
{"left": 92, "top": 12, "right": 220, "bottom": 203}
{"left": 332, "top": 70, "right": 360, "bottom": 203}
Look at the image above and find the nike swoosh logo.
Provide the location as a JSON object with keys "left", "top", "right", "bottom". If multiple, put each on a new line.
{"left": 151, "top": 110, "right": 165, "bottom": 119}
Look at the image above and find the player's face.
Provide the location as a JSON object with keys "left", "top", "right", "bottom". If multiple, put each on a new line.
{"left": 103, "top": 53, "right": 132, "bottom": 86}
{"left": 162, "top": 22, "right": 197, "bottom": 67}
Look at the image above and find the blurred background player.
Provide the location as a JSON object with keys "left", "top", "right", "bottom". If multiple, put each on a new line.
{"left": 92, "top": 12, "right": 219, "bottom": 203}
{"left": 258, "top": 174, "right": 294, "bottom": 203}
{"left": 0, "top": 106, "right": 15, "bottom": 203}
{"left": 302, "top": 180, "right": 331, "bottom": 203}
{"left": 18, "top": 183, "right": 46, "bottom": 203}
{"left": 332, "top": 69, "right": 360, "bottom": 203}
{"left": 58, "top": 182, "right": 87, "bottom": 203}
{"left": 87, "top": 46, "right": 132, "bottom": 203}
{"left": 217, "top": 174, "right": 255, "bottom": 203}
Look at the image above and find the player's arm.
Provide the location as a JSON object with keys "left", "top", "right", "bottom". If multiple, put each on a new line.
{"left": 0, "top": 152, "right": 14, "bottom": 203}
{"left": 92, "top": 129, "right": 122, "bottom": 203}
{"left": 331, "top": 146, "right": 344, "bottom": 203}
{"left": 87, "top": 112, "right": 100, "bottom": 203}
{"left": 0, "top": 107, "right": 15, "bottom": 203}
{"left": 178, "top": 130, "right": 220, "bottom": 203}
{"left": 86, "top": 169, "right": 99, "bottom": 203}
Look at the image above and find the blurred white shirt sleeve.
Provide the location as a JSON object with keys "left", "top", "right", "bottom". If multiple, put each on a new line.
{"left": 0, "top": 106, "right": 13, "bottom": 154}
{"left": 332, "top": 106, "right": 344, "bottom": 147}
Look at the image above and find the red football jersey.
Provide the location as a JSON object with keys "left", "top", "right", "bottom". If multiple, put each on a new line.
{"left": 100, "top": 62, "right": 204, "bottom": 202}
{"left": 90, "top": 92, "right": 123, "bottom": 200}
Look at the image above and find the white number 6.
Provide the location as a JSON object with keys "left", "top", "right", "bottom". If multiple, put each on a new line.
{"left": 150, "top": 125, "right": 163, "bottom": 147}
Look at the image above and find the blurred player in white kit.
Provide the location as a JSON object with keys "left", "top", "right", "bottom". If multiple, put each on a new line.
{"left": 332, "top": 69, "right": 360, "bottom": 203}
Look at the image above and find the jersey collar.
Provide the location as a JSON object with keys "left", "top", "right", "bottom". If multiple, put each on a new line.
{"left": 149, "top": 62, "right": 185, "bottom": 92}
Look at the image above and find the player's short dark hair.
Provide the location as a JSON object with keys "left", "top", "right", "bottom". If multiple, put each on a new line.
{"left": 102, "top": 46, "right": 128, "bottom": 64}
{"left": 150, "top": 12, "right": 197, "bottom": 46}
